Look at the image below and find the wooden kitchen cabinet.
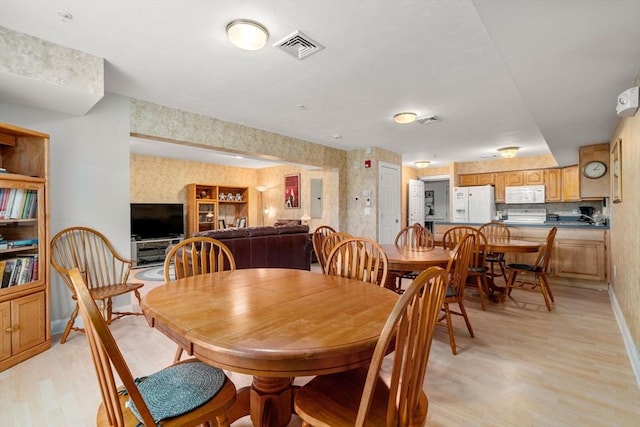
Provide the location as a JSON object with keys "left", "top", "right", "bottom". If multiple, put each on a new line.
{"left": 504, "top": 171, "right": 524, "bottom": 186}
{"left": 476, "top": 173, "right": 495, "bottom": 185}
{"left": 458, "top": 174, "right": 478, "bottom": 186}
{"left": 505, "top": 226, "right": 608, "bottom": 286}
{"left": 561, "top": 165, "right": 581, "bottom": 201}
{"left": 544, "top": 168, "right": 562, "bottom": 202}
{"left": 524, "top": 169, "right": 545, "bottom": 185}
{"left": 494, "top": 173, "right": 506, "bottom": 202}
{"left": 555, "top": 234, "right": 607, "bottom": 281}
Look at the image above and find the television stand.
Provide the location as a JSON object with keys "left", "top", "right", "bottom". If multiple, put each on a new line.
{"left": 131, "top": 237, "right": 182, "bottom": 268}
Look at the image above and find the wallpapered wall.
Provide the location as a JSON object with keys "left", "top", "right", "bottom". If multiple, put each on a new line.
{"left": 609, "top": 112, "right": 640, "bottom": 358}
{"left": 130, "top": 153, "right": 340, "bottom": 230}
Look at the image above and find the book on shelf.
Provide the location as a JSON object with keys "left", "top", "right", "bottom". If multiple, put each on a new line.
{"left": 8, "top": 189, "right": 25, "bottom": 219}
{"left": 8, "top": 238, "right": 38, "bottom": 248}
{"left": 1, "top": 259, "right": 15, "bottom": 288}
{"left": 0, "top": 260, "right": 6, "bottom": 288}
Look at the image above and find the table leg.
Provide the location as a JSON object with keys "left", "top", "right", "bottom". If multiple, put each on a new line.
{"left": 250, "top": 376, "right": 293, "bottom": 427}
{"left": 385, "top": 271, "right": 399, "bottom": 291}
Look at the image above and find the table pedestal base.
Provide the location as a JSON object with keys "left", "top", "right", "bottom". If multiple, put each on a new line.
{"left": 250, "top": 376, "right": 293, "bottom": 427}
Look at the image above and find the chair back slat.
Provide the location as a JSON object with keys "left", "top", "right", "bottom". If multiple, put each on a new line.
{"left": 312, "top": 225, "right": 337, "bottom": 270}
{"left": 445, "top": 233, "right": 476, "bottom": 298}
{"left": 320, "top": 232, "right": 352, "bottom": 271}
{"left": 443, "top": 225, "right": 487, "bottom": 271}
{"left": 325, "top": 237, "right": 388, "bottom": 286}
{"left": 355, "top": 266, "right": 447, "bottom": 426}
{"left": 50, "top": 227, "right": 131, "bottom": 292}
{"left": 395, "top": 223, "right": 435, "bottom": 249}
{"left": 164, "top": 237, "right": 236, "bottom": 282}
{"left": 479, "top": 221, "right": 510, "bottom": 239}
{"left": 68, "top": 268, "right": 156, "bottom": 426}
{"left": 534, "top": 226, "right": 558, "bottom": 271}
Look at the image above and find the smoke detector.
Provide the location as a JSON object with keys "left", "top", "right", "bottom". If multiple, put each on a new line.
{"left": 416, "top": 115, "right": 440, "bottom": 125}
{"left": 274, "top": 30, "right": 324, "bottom": 60}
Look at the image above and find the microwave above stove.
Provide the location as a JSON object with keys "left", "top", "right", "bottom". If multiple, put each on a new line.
{"left": 505, "top": 185, "right": 545, "bottom": 204}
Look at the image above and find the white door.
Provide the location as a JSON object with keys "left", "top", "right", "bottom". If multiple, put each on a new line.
{"left": 378, "top": 162, "right": 401, "bottom": 244}
{"left": 408, "top": 179, "right": 425, "bottom": 226}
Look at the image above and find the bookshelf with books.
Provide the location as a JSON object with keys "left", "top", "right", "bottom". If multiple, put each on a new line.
{"left": 0, "top": 123, "right": 50, "bottom": 372}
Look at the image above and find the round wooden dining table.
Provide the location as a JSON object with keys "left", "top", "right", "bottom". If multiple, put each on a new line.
{"left": 141, "top": 268, "right": 399, "bottom": 427}
{"left": 380, "top": 244, "right": 451, "bottom": 290}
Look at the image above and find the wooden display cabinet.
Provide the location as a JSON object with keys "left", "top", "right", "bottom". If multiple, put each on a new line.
{"left": 0, "top": 123, "right": 50, "bottom": 372}
{"left": 186, "top": 184, "right": 249, "bottom": 236}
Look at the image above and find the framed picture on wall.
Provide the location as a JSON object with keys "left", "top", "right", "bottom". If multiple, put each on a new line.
{"left": 611, "top": 138, "right": 622, "bottom": 203}
{"left": 284, "top": 174, "right": 301, "bottom": 209}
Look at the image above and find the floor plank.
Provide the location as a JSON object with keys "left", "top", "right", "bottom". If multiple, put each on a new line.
{"left": 1, "top": 268, "right": 638, "bottom": 426}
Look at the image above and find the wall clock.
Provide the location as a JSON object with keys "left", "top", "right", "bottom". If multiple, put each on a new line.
{"left": 582, "top": 160, "right": 607, "bottom": 179}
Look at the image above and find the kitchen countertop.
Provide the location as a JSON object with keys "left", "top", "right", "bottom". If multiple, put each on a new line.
{"left": 433, "top": 221, "right": 609, "bottom": 230}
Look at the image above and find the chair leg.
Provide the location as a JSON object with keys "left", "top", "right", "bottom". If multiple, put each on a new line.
{"left": 60, "top": 303, "right": 80, "bottom": 344}
{"left": 215, "top": 412, "right": 230, "bottom": 427}
{"left": 458, "top": 301, "right": 474, "bottom": 338}
{"left": 476, "top": 276, "right": 487, "bottom": 311}
{"left": 498, "top": 257, "right": 508, "bottom": 283}
{"left": 174, "top": 346, "right": 184, "bottom": 363}
{"left": 542, "top": 273, "right": 554, "bottom": 302}
{"left": 503, "top": 270, "right": 517, "bottom": 302}
{"left": 443, "top": 304, "right": 457, "bottom": 355}
{"left": 537, "top": 274, "right": 553, "bottom": 311}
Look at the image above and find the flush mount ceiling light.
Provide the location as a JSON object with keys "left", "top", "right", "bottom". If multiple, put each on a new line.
{"left": 393, "top": 112, "right": 417, "bottom": 124}
{"left": 226, "top": 19, "right": 269, "bottom": 51}
{"left": 498, "top": 146, "right": 520, "bottom": 158}
{"left": 414, "top": 161, "right": 431, "bottom": 168}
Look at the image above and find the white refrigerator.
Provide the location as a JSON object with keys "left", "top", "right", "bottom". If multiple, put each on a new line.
{"left": 452, "top": 185, "right": 496, "bottom": 223}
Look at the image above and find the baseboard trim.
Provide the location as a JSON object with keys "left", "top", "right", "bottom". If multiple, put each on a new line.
{"left": 609, "top": 286, "right": 640, "bottom": 389}
{"left": 50, "top": 302, "right": 136, "bottom": 338}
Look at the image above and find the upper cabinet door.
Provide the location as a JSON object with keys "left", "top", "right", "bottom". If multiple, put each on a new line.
{"left": 561, "top": 166, "right": 581, "bottom": 201}
{"left": 504, "top": 171, "right": 524, "bottom": 186}
{"left": 524, "top": 170, "right": 545, "bottom": 185}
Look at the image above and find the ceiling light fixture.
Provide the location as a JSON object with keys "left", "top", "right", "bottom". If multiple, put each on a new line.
{"left": 414, "top": 161, "right": 431, "bottom": 168}
{"left": 394, "top": 112, "right": 417, "bottom": 124}
{"left": 498, "top": 146, "right": 520, "bottom": 158}
{"left": 226, "top": 19, "right": 269, "bottom": 51}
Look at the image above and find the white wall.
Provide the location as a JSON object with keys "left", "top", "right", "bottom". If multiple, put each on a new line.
{"left": 0, "top": 94, "right": 131, "bottom": 334}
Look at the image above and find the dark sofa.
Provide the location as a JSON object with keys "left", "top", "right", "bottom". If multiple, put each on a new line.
{"left": 192, "top": 224, "right": 311, "bottom": 270}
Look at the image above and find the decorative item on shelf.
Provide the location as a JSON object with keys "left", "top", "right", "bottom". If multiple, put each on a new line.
{"left": 200, "top": 190, "right": 208, "bottom": 199}
{"left": 284, "top": 174, "right": 301, "bottom": 209}
{"left": 206, "top": 212, "right": 214, "bottom": 223}
{"left": 219, "top": 193, "right": 226, "bottom": 201}
{"left": 235, "top": 193, "right": 242, "bottom": 201}
{"left": 300, "top": 214, "right": 311, "bottom": 226}
{"left": 239, "top": 217, "right": 247, "bottom": 228}
{"left": 218, "top": 219, "right": 226, "bottom": 229}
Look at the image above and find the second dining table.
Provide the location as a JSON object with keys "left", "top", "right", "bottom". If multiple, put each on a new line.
{"left": 141, "top": 268, "right": 399, "bottom": 427}
{"left": 381, "top": 244, "right": 452, "bottom": 290}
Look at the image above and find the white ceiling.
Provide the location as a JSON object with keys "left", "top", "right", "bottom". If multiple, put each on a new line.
{"left": 1, "top": 0, "right": 639, "bottom": 169}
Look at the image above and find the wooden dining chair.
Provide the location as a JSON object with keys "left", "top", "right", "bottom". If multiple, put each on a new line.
{"left": 320, "top": 231, "right": 352, "bottom": 271}
{"left": 393, "top": 223, "right": 435, "bottom": 293}
{"left": 294, "top": 266, "right": 447, "bottom": 426}
{"left": 164, "top": 236, "right": 236, "bottom": 361}
{"left": 439, "top": 233, "right": 476, "bottom": 355}
{"left": 479, "top": 221, "right": 511, "bottom": 284}
{"left": 67, "top": 267, "right": 236, "bottom": 427}
{"left": 50, "top": 226, "right": 144, "bottom": 344}
{"left": 311, "top": 225, "right": 337, "bottom": 270}
{"left": 324, "top": 237, "right": 388, "bottom": 286}
{"left": 503, "top": 227, "right": 558, "bottom": 311}
{"left": 442, "top": 225, "right": 490, "bottom": 310}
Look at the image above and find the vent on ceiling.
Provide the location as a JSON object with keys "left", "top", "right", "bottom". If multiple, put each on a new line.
{"left": 274, "top": 30, "right": 324, "bottom": 60}
{"left": 416, "top": 115, "right": 440, "bottom": 125}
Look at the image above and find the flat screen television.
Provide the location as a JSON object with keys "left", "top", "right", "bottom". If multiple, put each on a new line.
{"left": 130, "top": 203, "right": 184, "bottom": 240}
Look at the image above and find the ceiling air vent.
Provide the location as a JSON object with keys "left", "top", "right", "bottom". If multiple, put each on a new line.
{"left": 274, "top": 30, "right": 324, "bottom": 60}
{"left": 416, "top": 115, "right": 440, "bottom": 125}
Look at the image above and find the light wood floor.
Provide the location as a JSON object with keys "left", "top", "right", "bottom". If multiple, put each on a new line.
{"left": 1, "top": 267, "right": 639, "bottom": 426}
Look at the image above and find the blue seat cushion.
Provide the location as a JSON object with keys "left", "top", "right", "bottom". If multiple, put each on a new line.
{"left": 125, "top": 361, "right": 226, "bottom": 424}
{"left": 508, "top": 263, "right": 542, "bottom": 272}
